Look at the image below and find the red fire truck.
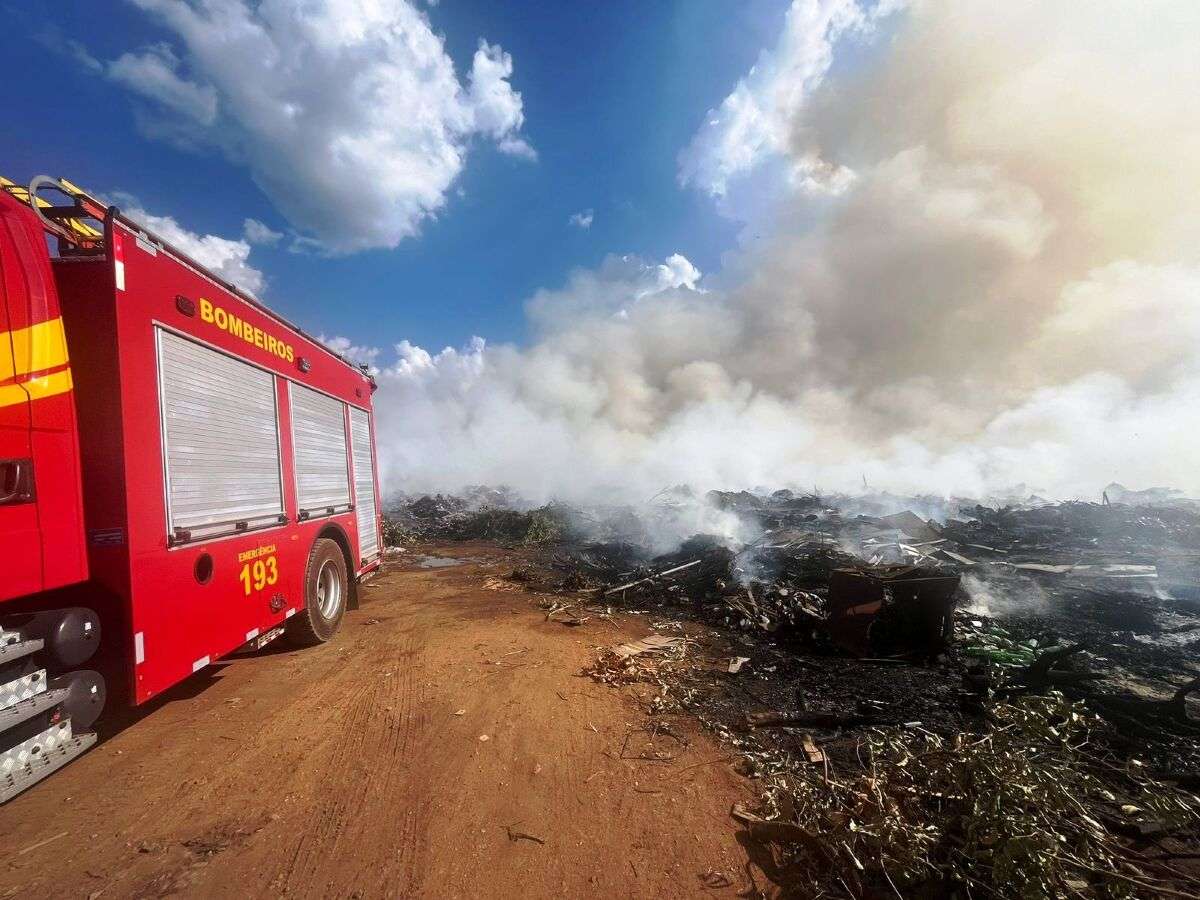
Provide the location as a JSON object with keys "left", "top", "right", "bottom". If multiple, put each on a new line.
{"left": 0, "top": 176, "right": 382, "bottom": 802}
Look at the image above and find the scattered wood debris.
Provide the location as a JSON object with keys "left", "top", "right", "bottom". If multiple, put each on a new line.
{"left": 504, "top": 823, "right": 545, "bottom": 846}
{"left": 611, "top": 635, "right": 687, "bottom": 660}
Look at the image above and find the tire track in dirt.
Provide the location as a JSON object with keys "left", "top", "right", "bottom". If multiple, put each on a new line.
{"left": 139, "top": 640, "right": 400, "bottom": 897}
{"left": 155, "top": 615, "right": 429, "bottom": 898}
{"left": 279, "top": 689, "right": 377, "bottom": 890}
{"left": 277, "top": 618, "right": 417, "bottom": 894}
{"left": 302, "top": 623, "right": 428, "bottom": 897}
{"left": 369, "top": 629, "right": 426, "bottom": 896}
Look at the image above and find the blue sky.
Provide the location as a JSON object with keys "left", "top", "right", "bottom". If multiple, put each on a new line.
{"left": 11, "top": 1, "right": 1197, "bottom": 501}
{"left": 6, "top": 0, "right": 791, "bottom": 351}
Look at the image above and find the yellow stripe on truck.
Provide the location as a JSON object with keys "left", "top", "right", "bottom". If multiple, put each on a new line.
{"left": 0, "top": 369, "right": 73, "bottom": 409}
{"left": 0, "top": 317, "right": 73, "bottom": 409}
{"left": 0, "top": 317, "right": 70, "bottom": 382}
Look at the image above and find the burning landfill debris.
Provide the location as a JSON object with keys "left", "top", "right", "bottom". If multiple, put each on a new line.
{"left": 387, "top": 484, "right": 1200, "bottom": 896}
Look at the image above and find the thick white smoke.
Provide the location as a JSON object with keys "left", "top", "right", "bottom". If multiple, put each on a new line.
{"left": 367, "top": 0, "right": 1200, "bottom": 503}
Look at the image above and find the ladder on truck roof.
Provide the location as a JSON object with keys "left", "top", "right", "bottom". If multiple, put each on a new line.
{"left": 1, "top": 176, "right": 106, "bottom": 251}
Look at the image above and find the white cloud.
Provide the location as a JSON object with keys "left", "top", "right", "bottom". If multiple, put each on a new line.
{"left": 118, "top": 196, "right": 265, "bottom": 295}
{"left": 496, "top": 136, "right": 537, "bottom": 161}
{"left": 242, "top": 218, "right": 283, "bottom": 246}
{"left": 109, "top": 0, "right": 534, "bottom": 253}
{"left": 467, "top": 41, "right": 532, "bottom": 152}
{"left": 319, "top": 335, "right": 382, "bottom": 370}
{"left": 568, "top": 209, "right": 594, "bottom": 229}
{"left": 524, "top": 252, "right": 702, "bottom": 333}
{"left": 107, "top": 43, "right": 218, "bottom": 126}
{"left": 678, "top": 0, "right": 900, "bottom": 198}
{"left": 70, "top": 41, "right": 104, "bottom": 73}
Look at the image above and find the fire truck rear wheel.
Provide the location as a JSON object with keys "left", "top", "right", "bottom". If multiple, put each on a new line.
{"left": 287, "top": 538, "right": 348, "bottom": 646}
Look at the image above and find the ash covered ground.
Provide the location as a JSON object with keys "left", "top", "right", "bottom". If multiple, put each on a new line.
{"left": 385, "top": 484, "right": 1200, "bottom": 897}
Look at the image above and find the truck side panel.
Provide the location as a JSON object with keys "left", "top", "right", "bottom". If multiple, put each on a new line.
{"left": 99, "top": 221, "right": 376, "bottom": 703}
{"left": 54, "top": 259, "right": 131, "bottom": 601}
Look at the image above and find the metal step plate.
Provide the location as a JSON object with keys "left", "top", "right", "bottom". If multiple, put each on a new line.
{"left": 0, "top": 639, "right": 43, "bottom": 666}
{"left": 0, "top": 689, "right": 67, "bottom": 733}
{"left": 1, "top": 718, "right": 73, "bottom": 775}
{"left": 249, "top": 625, "right": 285, "bottom": 651}
{"left": 234, "top": 624, "right": 285, "bottom": 655}
{"left": 0, "top": 667, "right": 47, "bottom": 712}
{"left": 0, "top": 730, "right": 96, "bottom": 805}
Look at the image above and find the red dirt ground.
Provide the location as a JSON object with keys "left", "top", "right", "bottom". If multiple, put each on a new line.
{"left": 0, "top": 544, "right": 754, "bottom": 898}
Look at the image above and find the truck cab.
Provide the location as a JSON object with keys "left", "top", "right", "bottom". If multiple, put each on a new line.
{"left": 0, "top": 184, "right": 88, "bottom": 602}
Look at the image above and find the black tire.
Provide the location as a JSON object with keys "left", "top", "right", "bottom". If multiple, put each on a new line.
{"left": 286, "top": 538, "right": 348, "bottom": 647}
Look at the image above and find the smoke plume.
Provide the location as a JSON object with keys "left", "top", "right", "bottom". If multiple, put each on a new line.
{"left": 368, "top": 0, "right": 1200, "bottom": 503}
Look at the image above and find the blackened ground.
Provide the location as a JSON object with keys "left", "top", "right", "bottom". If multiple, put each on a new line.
{"left": 521, "top": 536, "right": 1200, "bottom": 775}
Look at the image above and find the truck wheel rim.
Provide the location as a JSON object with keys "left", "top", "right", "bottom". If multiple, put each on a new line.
{"left": 316, "top": 560, "right": 342, "bottom": 618}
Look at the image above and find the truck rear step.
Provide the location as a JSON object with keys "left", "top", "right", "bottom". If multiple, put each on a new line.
{"left": 0, "top": 688, "right": 69, "bottom": 732}
{"left": 0, "top": 628, "right": 102, "bottom": 803}
{"left": 0, "top": 639, "right": 44, "bottom": 666}
{"left": 1, "top": 665, "right": 47, "bottom": 711}
{"left": 1, "top": 728, "right": 96, "bottom": 804}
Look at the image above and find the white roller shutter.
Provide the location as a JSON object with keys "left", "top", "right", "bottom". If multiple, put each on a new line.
{"left": 290, "top": 383, "right": 350, "bottom": 515}
{"left": 157, "top": 329, "right": 284, "bottom": 541}
{"left": 350, "top": 407, "right": 379, "bottom": 560}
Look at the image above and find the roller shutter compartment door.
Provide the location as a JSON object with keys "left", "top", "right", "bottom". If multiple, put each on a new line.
{"left": 157, "top": 329, "right": 284, "bottom": 542}
{"left": 349, "top": 406, "right": 379, "bottom": 560}
{"left": 289, "top": 383, "right": 350, "bottom": 516}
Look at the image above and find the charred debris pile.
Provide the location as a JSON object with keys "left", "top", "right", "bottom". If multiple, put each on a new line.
{"left": 386, "top": 486, "right": 1200, "bottom": 896}
{"left": 383, "top": 486, "right": 567, "bottom": 545}
{"left": 385, "top": 484, "right": 1200, "bottom": 742}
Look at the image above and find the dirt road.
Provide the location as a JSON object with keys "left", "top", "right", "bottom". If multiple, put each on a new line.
{"left": 0, "top": 545, "right": 751, "bottom": 898}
